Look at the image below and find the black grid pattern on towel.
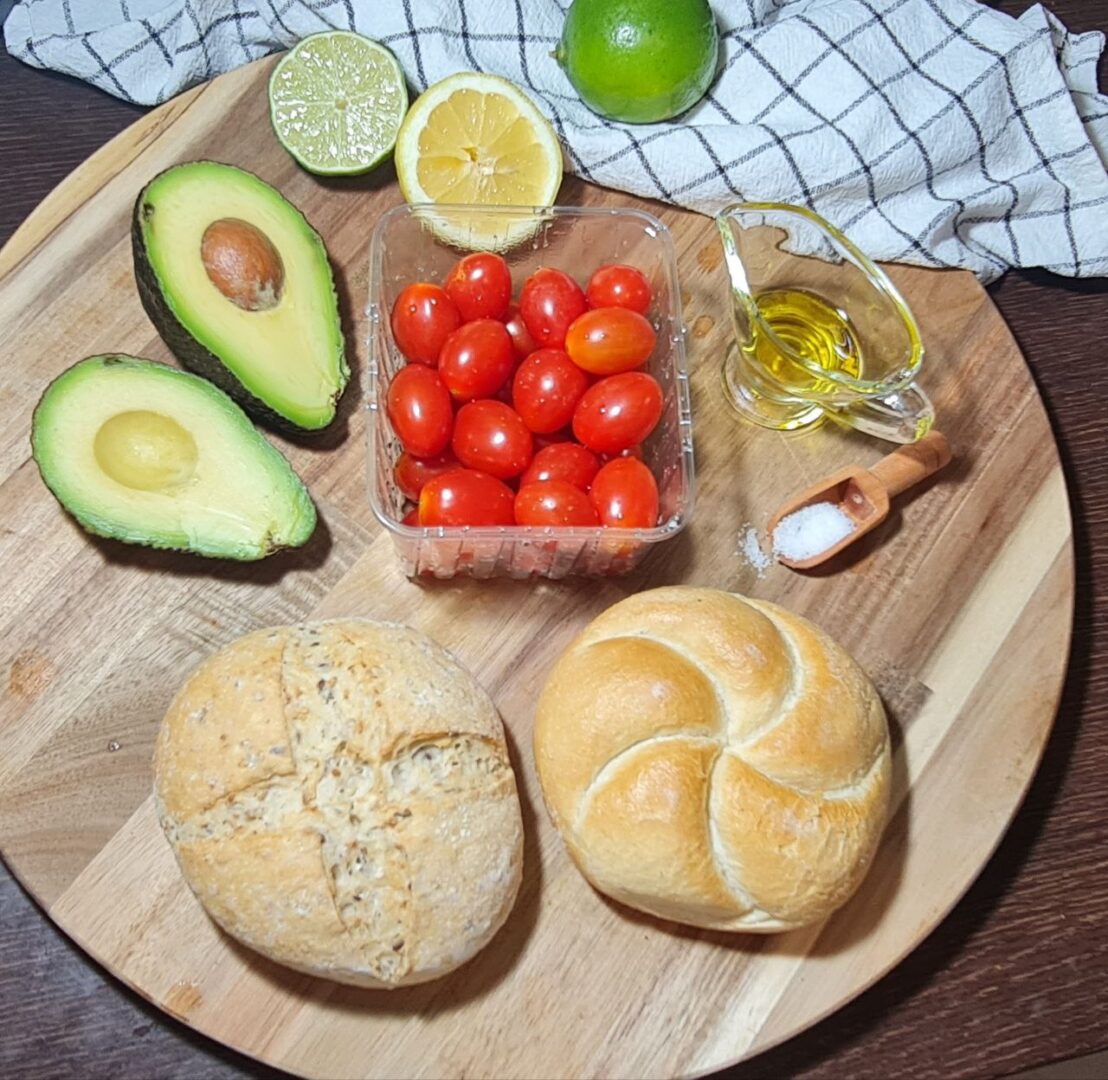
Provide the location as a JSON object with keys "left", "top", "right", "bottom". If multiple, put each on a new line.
{"left": 5, "top": 0, "right": 1107, "bottom": 281}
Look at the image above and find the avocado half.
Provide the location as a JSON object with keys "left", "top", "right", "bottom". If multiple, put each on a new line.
{"left": 32, "top": 355, "right": 317, "bottom": 560}
{"left": 132, "top": 161, "right": 348, "bottom": 432}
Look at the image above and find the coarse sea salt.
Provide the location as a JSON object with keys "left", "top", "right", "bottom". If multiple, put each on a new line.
{"left": 739, "top": 526, "right": 772, "bottom": 576}
{"left": 772, "top": 502, "right": 855, "bottom": 562}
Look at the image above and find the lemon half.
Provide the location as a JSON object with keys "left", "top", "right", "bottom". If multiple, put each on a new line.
{"left": 395, "top": 72, "right": 564, "bottom": 250}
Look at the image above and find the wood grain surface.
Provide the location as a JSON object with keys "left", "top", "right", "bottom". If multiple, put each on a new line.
{"left": 0, "top": 45, "right": 1074, "bottom": 1080}
{"left": 0, "top": 3, "right": 1104, "bottom": 1077}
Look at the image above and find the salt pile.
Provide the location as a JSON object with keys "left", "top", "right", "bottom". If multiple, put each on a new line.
{"left": 772, "top": 502, "right": 855, "bottom": 562}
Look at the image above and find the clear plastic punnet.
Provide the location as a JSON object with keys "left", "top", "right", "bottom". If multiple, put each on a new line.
{"left": 367, "top": 203, "right": 695, "bottom": 579}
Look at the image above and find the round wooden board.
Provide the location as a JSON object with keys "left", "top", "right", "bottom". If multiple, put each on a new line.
{"left": 0, "top": 57, "right": 1073, "bottom": 1080}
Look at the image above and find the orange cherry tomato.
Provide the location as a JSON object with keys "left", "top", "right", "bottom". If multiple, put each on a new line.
{"left": 589, "top": 457, "right": 659, "bottom": 529}
{"left": 390, "top": 283, "right": 462, "bottom": 365}
{"left": 511, "top": 348, "right": 590, "bottom": 434}
{"left": 520, "top": 442, "right": 601, "bottom": 491}
{"left": 386, "top": 364, "right": 453, "bottom": 457}
{"left": 586, "top": 264, "right": 652, "bottom": 314}
{"left": 565, "top": 307, "right": 656, "bottom": 376}
{"left": 394, "top": 449, "right": 459, "bottom": 502}
{"left": 572, "top": 372, "right": 663, "bottom": 455}
{"left": 418, "top": 468, "right": 516, "bottom": 527}
{"left": 452, "top": 400, "right": 534, "bottom": 480}
{"left": 443, "top": 252, "right": 512, "bottom": 321}
{"left": 515, "top": 481, "right": 600, "bottom": 527}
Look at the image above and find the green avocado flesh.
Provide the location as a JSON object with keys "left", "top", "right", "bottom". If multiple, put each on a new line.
{"left": 32, "top": 356, "right": 317, "bottom": 560}
{"left": 133, "top": 161, "right": 347, "bottom": 431}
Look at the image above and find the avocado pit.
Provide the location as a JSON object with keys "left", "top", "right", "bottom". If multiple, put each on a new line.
{"left": 94, "top": 409, "right": 199, "bottom": 491}
{"left": 201, "top": 218, "right": 285, "bottom": 312}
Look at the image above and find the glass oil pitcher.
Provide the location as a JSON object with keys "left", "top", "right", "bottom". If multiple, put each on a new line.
{"left": 716, "top": 202, "right": 933, "bottom": 444}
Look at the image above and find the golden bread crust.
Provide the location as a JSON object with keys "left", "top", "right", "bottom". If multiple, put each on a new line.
{"left": 155, "top": 620, "right": 523, "bottom": 987}
{"left": 533, "top": 587, "right": 891, "bottom": 932}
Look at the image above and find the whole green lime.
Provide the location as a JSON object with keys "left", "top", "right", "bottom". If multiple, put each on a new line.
{"left": 556, "top": 0, "right": 720, "bottom": 124}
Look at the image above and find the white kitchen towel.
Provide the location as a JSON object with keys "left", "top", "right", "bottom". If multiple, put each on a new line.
{"left": 5, "top": 0, "right": 1108, "bottom": 282}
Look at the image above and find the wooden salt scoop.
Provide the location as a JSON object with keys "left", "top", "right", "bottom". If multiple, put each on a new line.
{"left": 767, "top": 430, "right": 953, "bottom": 570}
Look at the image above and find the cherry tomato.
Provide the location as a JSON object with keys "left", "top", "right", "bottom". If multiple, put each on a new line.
{"left": 443, "top": 252, "right": 512, "bottom": 321}
{"left": 394, "top": 449, "right": 459, "bottom": 502}
{"left": 389, "top": 283, "right": 461, "bottom": 366}
{"left": 419, "top": 468, "right": 515, "bottom": 527}
{"left": 572, "top": 372, "right": 664, "bottom": 455}
{"left": 504, "top": 302, "right": 538, "bottom": 359}
{"left": 401, "top": 506, "right": 420, "bottom": 526}
{"left": 438, "top": 319, "right": 515, "bottom": 401}
{"left": 520, "top": 442, "right": 601, "bottom": 491}
{"left": 519, "top": 267, "right": 588, "bottom": 348}
{"left": 386, "top": 364, "right": 453, "bottom": 457}
{"left": 515, "top": 481, "right": 600, "bottom": 527}
{"left": 586, "top": 264, "right": 653, "bottom": 314}
{"left": 511, "top": 348, "right": 589, "bottom": 434}
{"left": 565, "top": 307, "right": 656, "bottom": 376}
{"left": 452, "top": 400, "right": 534, "bottom": 480}
{"left": 589, "top": 457, "right": 659, "bottom": 529}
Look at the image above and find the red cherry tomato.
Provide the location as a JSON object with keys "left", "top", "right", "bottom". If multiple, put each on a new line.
{"left": 386, "top": 364, "right": 453, "bottom": 457}
{"left": 438, "top": 319, "right": 515, "bottom": 401}
{"left": 419, "top": 468, "right": 515, "bottom": 527}
{"left": 394, "top": 449, "right": 459, "bottom": 502}
{"left": 589, "top": 457, "right": 659, "bottom": 529}
{"left": 565, "top": 307, "right": 656, "bottom": 376}
{"left": 443, "top": 252, "right": 512, "bottom": 321}
{"left": 586, "top": 264, "right": 653, "bottom": 314}
{"left": 520, "top": 442, "right": 601, "bottom": 491}
{"left": 515, "top": 481, "right": 600, "bottom": 527}
{"left": 389, "top": 283, "right": 461, "bottom": 365}
{"left": 572, "top": 372, "right": 664, "bottom": 455}
{"left": 401, "top": 506, "right": 420, "bottom": 526}
{"left": 519, "top": 267, "right": 588, "bottom": 348}
{"left": 511, "top": 349, "right": 590, "bottom": 434}
{"left": 504, "top": 302, "right": 538, "bottom": 359}
{"left": 452, "top": 400, "right": 534, "bottom": 480}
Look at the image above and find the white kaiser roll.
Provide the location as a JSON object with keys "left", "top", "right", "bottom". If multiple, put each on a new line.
{"left": 155, "top": 620, "right": 523, "bottom": 987}
{"left": 533, "top": 587, "right": 891, "bottom": 931}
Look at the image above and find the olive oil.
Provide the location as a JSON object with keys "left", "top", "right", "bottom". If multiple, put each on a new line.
{"left": 741, "top": 288, "right": 863, "bottom": 397}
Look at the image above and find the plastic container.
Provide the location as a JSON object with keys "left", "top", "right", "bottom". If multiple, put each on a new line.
{"left": 366, "top": 203, "right": 695, "bottom": 579}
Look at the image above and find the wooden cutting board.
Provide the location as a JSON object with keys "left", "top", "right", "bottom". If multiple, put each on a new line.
{"left": 0, "top": 57, "right": 1073, "bottom": 1080}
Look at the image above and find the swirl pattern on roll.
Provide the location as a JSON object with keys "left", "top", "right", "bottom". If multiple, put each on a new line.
{"left": 534, "top": 587, "right": 891, "bottom": 931}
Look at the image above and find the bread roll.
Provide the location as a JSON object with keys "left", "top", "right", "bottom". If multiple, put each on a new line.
{"left": 534, "top": 587, "right": 890, "bottom": 931}
{"left": 154, "top": 620, "right": 523, "bottom": 987}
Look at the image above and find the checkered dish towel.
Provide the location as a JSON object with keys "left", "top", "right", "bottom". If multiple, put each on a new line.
{"left": 5, "top": 0, "right": 1108, "bottom": 282}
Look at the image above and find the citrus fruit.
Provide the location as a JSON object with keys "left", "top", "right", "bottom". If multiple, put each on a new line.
{"left": 556, "top": 0, "right": 720, "bottom": 124}
{"left": 269, "top": 31, "right": 408, "bottom": 176}
{"left": 395, "top": 72, "right": 563, "bottom": 250}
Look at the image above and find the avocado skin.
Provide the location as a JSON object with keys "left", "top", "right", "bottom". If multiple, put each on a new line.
{"left": 31, "top": 354, "right": 317, "bottom": 561}
{"left": 131, "top": 163, "right": 347, "bottom": 435}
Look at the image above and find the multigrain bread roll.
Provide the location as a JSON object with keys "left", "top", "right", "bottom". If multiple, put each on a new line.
{"left": 154, "top": 620, "right": 523, "bottom": 987}
{"left": 534, "top": 587, "right": 890, "bottom": 932}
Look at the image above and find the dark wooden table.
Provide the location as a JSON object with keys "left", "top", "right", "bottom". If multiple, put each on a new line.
{"left": 1, "top": 4, "right": 1106, "bottom": 1078}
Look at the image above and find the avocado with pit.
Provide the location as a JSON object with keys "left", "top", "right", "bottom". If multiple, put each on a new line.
{"left": 133, "top": 161, "right": 348, "bottom": 432}
{"left": 32, "top": 355, "right": 317, "bottom": 560}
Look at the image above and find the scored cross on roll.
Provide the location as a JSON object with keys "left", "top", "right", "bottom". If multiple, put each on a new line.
{"left": 533, "top": 587, "right": 891, "bottom": 931}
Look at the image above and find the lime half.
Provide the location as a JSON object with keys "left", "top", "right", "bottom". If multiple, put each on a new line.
{"left": 269, "top": 31, "right": 409, "bottom": 176}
